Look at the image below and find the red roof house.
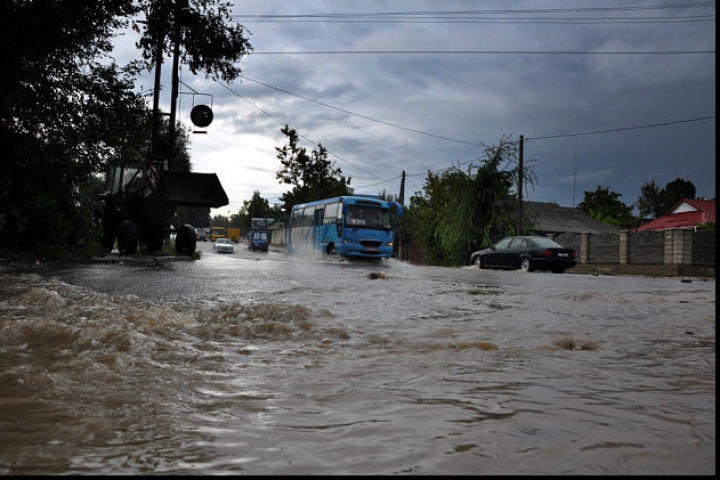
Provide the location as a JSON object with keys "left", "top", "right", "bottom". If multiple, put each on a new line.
{"left": 635, "top": 198, "right": 716, "bottom": 231}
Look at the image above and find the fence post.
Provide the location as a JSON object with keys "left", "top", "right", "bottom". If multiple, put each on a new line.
{"left": 672, "top": 229, "right": 693, "bottom": 265}
{"left": 619, "top": 230, "right": 629, "bottom": 264}
{"left": 664, "top": 230, "right": 674, "bottom": 265}
{"left": 581, "top": 232, "right": 590, "bottom": 263}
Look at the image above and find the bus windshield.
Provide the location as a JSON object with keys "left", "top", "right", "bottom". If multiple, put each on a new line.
{"left": 345, "top": 204, "right": 392, "bottom": 229}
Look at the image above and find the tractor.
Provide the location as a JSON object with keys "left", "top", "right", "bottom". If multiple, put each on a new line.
{"left": 96, "top": 157, "right": 228, "bottom": 256}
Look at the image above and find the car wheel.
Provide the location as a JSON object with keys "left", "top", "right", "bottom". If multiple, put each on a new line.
{"left": 474, "top": 256, "right": 482, "bottom": 269}
{"left": 520, "top": 257, "right": 532, "bottom": 272}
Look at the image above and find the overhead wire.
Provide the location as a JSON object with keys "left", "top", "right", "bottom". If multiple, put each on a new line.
{"left": 224, "top": 75, "right": 714, "bottom": 192}
{"left": 234, "top": 3, "right": 716, "bottom": 25}
{"left": 206, "top": 3, "right": 715, "bottom": 201}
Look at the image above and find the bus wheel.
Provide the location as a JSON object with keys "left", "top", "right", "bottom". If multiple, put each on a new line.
{"left": 326, "top": 243, "right": 337, "bottom": 255}
{"left": 117, "top": 221, "right": 138, "bottom": 255}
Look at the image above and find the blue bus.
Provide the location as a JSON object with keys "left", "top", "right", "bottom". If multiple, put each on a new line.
{"left": 286, "top": 195, "right": 403, "bottom": 260}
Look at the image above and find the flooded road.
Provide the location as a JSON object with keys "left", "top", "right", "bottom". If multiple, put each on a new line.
{"left": 0, "top": 242, "right": 715, "bottom": 475}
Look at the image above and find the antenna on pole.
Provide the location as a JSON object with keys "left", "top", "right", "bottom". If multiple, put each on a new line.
{"left": 517, "top": 135, "right": 524, "bottom": 235}
{"left": 573, "top": 138, "right": 578, "bottom": 207}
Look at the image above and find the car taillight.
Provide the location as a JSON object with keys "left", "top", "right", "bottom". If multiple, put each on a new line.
{"left": 571, "top": 251, "right": 576, "bottom": 259}
{"left": 542, "top": 249, "right": 553, "bottom": 257}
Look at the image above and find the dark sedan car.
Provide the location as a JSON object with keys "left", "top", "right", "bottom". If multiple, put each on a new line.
{"left": 470, "top": 236, "right": 576, "bottom": 273}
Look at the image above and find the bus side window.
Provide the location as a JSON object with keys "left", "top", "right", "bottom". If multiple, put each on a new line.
{"left": 302, "top": 206, "right": 315, "bottom": 227}
{"left": 324, "top": 202, "right": 339, "bottom": 224}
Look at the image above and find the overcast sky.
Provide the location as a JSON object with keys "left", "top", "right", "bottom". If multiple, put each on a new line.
{"left": 115, "top": 0, "right": 716, "bottom": 217}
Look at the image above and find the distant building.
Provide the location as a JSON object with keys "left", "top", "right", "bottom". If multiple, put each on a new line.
{"left": 634, "top": 198, "right": 716, "bottom": 232}
{"left": 524, "top": 202, "right": 618, "bottom": 235}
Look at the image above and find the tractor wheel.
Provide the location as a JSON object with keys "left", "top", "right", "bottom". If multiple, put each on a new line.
{"left": 175, "top": 224, "right": 197, "bottom": 256}
{"left": 99, "top": 208, "right": 118, "bottom": 253}
{"left": 116, "top": 221, "right": 138, "bottom": 255}
{"left": 100, "top": 220, "right": 118, "bottom": 253}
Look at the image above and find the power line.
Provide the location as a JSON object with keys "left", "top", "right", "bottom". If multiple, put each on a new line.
{"left": 247, "top": 49, "right": 714, "bottom": 56}
{"left": 235, "top": 3, "right": 716, "bottom": 25}
{"left": 239, "top": 15, "right": 714, "bottom": 25}
{"left": 526, "top": 115, "right": 715, "bottom": 140}
{"left": 238, "top": 75, "right": 481, "bottom": 147}
{"left": 221, "top": 76, "right": 714, "bottom": 194}
{"left": 217, "top": 81, "right": 387, "bottom": 181}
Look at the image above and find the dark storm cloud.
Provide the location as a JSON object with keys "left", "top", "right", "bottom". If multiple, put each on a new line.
{"left": 114, "top": 1, "right": 715, "bottom": 211}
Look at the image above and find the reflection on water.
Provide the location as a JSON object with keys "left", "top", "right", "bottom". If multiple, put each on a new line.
{"left": 0, "top": 253, "right": 715, "bottom": 475}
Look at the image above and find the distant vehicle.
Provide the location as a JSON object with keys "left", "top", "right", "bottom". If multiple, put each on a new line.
{"left": 248, "top": 229, "right": 269, "bottom": 252}
{"left": 286, "top": 195, "right": 403, "bottom": 260}
{"left": 195, "top": 227, "right": 208, "bottom": 241}
{"left": 470, "top": 235, "right": 576, "bottom": 273}
{"left": 210, "top": 226, "right": 227, "bottom": 241}
{"left": 227, "top": 227, "right": 241, "bottom": 243}
{"left": 212, "top": 237, "right": 234, "bottom": 254}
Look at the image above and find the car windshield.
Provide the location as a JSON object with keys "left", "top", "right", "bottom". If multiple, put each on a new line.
{"left": 217, "top": 238, "right": 232, "bottom": 244}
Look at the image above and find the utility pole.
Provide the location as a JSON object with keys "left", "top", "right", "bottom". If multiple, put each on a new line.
{"left": 150, "top": 21, "right": 164, "bottom": 160}
{"left": 149, "top": 1, "right": 183, "bottom": 168}
{"left": 397, "top": 170, "right": 405, "bottom": 260}
{"left": 168, "top": 1, "right": 182, "bottom": 146}
{"left": 517, "top": 135, "right": 524, "bottom": 235}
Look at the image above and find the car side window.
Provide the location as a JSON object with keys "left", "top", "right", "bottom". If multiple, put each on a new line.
{"left": 507, "top": 238, "right": 521, "bottom": 252}
{"left": 496, "top": 238, "right": 513, "bottom": 250}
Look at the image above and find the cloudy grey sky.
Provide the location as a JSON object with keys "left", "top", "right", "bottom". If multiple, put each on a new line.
{"left": 117, "top": 1, "right": 716, "bottom": 216}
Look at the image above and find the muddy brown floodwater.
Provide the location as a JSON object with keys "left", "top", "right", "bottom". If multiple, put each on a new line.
{"left": 0, "top": 243, "right": 715, "bottom": 474}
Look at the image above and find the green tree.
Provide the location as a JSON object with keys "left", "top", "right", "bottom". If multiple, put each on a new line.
{"left": 211, "top": 214, "right": 228, "bottom": 228}
{"left": 275, "top": 125, "right": 352, "bottom": 212}
{"left": 134, "top": 0, "right": 252, "bottom": 84}
{"left": 238, "top": 191, "right": 270, "bottom": 233}
{"left": 176, "top": 206, "right": 211, "bottom": 228}
{"left": 637, "top": 180, "right": 663, "bottom": 219}
{"left": 0, "top": 0, "right": 141, "bottom": 254}
{"left": 578, "top": 185, "right": 635, "bottom": 228}
{"left": 659, "top": 178, "right": 696, "bottom": 215}
{"left": 406, "top": 135, "right": 532, "bottom": 266}
{"left": 0, "top": 0, "right": 252, "bottom": 258}
{"left": 638, "top": 177, "right": 697, "bottom": 219}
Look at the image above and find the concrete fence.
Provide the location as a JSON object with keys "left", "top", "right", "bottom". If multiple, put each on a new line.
{"left": 551, "top": 228, "right": 715, "bottom": 277}
{"left": 271, "top": 221, "right": 715, "bottom": 277}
